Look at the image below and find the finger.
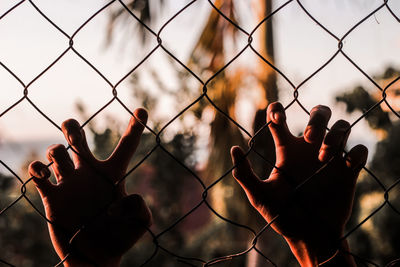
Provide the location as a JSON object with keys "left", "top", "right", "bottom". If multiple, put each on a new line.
{"left": 267, "top": 102, "right": 293, "bottom": 147}
{"left": 345, "top": 145, "right": 368, "bottom": 175}
{"left": 108, "top": 108, "right": 148, "bottom": 172}
{"left": 29, "top": 160, "right": 54, "bottom": 197}
{"left": 46, "top": 144, "right": 74, "bottom": 182}
{"left": 319, "top": 120, "right": 351, "bottom": 163}
{"left": 61, "top": 119, "right": 97, "bottom": 167}
{"left": 304, "top": 105, "right": 331, "bottom": 146}
{"left": 231, "top": 146, "right": 262, "bottom": 198}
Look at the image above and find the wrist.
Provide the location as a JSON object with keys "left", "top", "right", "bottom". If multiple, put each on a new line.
{"left": 285, "top": 237, "right": 355, "bottom": 267}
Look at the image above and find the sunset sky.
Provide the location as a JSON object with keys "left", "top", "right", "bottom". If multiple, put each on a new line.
{"left": 0, "top": 0, "right": 399, "bottom": 169}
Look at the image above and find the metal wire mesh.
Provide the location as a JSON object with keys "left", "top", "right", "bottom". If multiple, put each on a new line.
{"left": 0, "top": 0, "right": 399, "bottom": 266}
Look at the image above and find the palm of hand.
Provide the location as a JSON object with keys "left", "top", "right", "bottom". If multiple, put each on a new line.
{"left": 260, "top": 139, "right": 356, "bottom": 242}
{"left": 29, "top": 109, "right": 151, "bottom": 266}
{"left": 44, "top": 163, "right": 123, "bottom": 261}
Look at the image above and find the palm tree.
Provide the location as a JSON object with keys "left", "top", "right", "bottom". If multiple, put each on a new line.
{"left": 186, "top": 2, "right": 283, "bottom": 265}
{"left": 106, "top": 0, "right": 284, "bottom": 265}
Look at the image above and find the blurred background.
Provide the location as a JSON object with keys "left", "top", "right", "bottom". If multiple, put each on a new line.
{"left": 0, "top": 0, "right": 400, "bottom": 266}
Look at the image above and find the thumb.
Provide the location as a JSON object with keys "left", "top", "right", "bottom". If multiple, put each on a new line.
{"left": 230, "top": 146, "right": 262, "bottom": 199}
{"left": 108, "top": 108, "right": 148, "bottom": 174}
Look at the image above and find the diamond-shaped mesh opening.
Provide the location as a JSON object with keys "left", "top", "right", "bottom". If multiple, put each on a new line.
{"left": 1, "top": 1, "right": 400, "bottom": 266}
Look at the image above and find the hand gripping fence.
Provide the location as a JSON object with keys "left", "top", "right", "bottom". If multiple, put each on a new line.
{"left": 0, "top": 0, "right": 400, "bottom": 266}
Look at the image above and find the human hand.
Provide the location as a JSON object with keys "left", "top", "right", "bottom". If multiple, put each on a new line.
{"left": 231, "top": 102, "right": 368, "bottom": 267}
{"left": 28, "top": 109, "right": 151, "bottom": 267}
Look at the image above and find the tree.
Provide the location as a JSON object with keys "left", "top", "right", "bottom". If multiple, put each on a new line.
{"left": 335, "top": 66, "right": 400, "bottom": 265}
{"left": 106, "top": 0, "right": 287, "bottom": 265}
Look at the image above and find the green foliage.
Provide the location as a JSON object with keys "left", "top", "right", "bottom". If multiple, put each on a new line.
{"left": 336, "top": 86, "right": 391, "bottom": 130}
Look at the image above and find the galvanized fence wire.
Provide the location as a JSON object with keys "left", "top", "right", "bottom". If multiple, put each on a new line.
{"left": 0, "top": 0, "right": 399, "bottom": 266}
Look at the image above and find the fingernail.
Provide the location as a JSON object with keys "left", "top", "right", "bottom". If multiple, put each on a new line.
{"left": 272, "top": 111, "right": 285, "bottom": 124}
{"left": 305, "top": 128, "right": 316, "bottom": 141}
{"left": 68, "top": 125, "right": 82, "bottom": 144}
{"left": 69, "top": 135, "right": 81, "bottom": 146}
{"left": 319, "top": 149, "right": 328, "bottom": 162}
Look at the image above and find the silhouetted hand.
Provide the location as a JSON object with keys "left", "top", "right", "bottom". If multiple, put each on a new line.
{"left": 231, "top": 102, "right": 368, "bottom": 267}
{"left": 29, "top": 109, "right": 151, "bottom": 267}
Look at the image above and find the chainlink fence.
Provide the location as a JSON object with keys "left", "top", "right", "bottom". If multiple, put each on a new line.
{"left": 0, "top": 0, "right": 400, "bottom": 266}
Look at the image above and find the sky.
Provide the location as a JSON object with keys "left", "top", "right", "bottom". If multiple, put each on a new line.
{"left": 0, "top": 0, "right": 399, "bottom": 170}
